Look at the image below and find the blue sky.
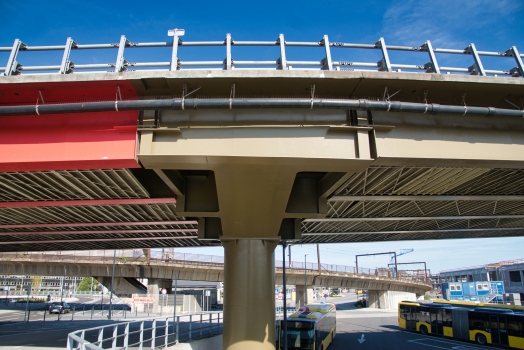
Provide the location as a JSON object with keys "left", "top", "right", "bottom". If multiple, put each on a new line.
{"left": 2, "top": 0, "right": 523, "bottom": 73}
{"left": 2, "top": 1, "right": 524, "bottom": 272}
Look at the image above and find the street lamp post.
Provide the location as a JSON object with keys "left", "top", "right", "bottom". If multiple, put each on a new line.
{"left": 304, "top": 254, "right": 309, "bottom": 305}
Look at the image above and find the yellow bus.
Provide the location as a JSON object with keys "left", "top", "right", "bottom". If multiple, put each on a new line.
{"left": 399, "top": 301, "right": 524, "bottom": 348}
{"left": 278, "top": 303, "right": 336, "bottom": 350}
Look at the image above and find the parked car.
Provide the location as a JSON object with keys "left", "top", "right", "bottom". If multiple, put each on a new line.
{"left": 49, "top": 302, "right": 71, "bottom": 314}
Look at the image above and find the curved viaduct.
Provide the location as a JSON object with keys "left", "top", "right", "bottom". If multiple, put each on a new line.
{"left": 0, "top": 256, "right": 430, "bottom": 295}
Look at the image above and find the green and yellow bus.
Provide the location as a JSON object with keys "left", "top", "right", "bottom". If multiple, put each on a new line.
{"left": 278, "top": 303, "right": 336, "bottom": 350}
{"left": 399, "top": 301, "right": 524, "bottom": 348}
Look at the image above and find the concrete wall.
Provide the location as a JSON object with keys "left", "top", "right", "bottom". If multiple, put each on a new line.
{"left": 368, "top": 290, "right": 417, "bottom": 309}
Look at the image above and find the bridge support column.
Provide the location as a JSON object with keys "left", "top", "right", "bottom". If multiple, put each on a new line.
{"left": 147, "top": 278, "right": 172, "bottom": 313}
{"left": 222, "top": 239, "right": 278, "bottom": 350}
{"left": 295, "top": 285, "right": 314, "bottom": 308}
{"left": 368, "top": 290, "right": 417, "bottom": 309}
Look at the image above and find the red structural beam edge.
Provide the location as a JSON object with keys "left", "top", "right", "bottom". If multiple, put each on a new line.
{"left": 0, "top": 229, "right": 198, "bottom": 236}
{"left": 0, "top": 236, "right": 198, "bottom": 245}
{"left": 0, "top": 220, "right": 198, "bottom": 229}
{"left": 0, "top": 198, "right": 176, "bottom": 208}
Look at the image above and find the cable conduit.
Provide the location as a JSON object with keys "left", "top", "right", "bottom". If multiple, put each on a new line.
{"left": 0, "top": 98, "right": 522, "bottom": 118}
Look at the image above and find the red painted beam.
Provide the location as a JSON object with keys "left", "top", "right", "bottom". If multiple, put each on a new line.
{"left": 0, "top": 198, "right": 176, "bottom": 208}
{"left": 0, "top": 229, "right": 198, "bottom": 236}
{"left": 0, "top": 236, "right": 198, "bottom": 245}
{"left": 0, "top": 220, "right": 197, "bottom": 229}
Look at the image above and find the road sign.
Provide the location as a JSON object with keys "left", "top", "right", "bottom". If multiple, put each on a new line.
{"left": 132, "top": 296, "right": 155, "bottom": 304}
{"left": 162, "top": 289, "right": 167, "bottom": 295}
{"left": 205, "top": 290, "right": 211, "bottom": 297}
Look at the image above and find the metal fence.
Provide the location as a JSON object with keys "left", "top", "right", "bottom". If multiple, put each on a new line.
{"left": 67, "top": 312, "right": 223, "bottom": 350}
{"left": 1, "top": 30, "right": 523, "bottom": 77}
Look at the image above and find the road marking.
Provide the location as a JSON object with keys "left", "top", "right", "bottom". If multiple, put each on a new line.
{"left": 404, "top": 334, "right": 505, "bottom": 350}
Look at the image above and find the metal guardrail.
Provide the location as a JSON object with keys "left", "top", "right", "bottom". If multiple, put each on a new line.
{"left": 67, "top": 312, "right": 223, "bottom": 350}
{"left": 1, "top": 30, "right": 523, "bottom": 77}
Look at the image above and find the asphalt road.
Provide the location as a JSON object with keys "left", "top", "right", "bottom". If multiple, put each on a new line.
{"left": 328, "top": 293, "right": 506, "bottom": 350}
{"left": 0, "top": 292, "right": 509, "bottom": 350}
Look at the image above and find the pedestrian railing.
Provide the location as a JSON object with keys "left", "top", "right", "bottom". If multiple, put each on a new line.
{"left": 1, "top": 30, "right": 523, "bottom": 77}
{"left": 67, "top": 312, "right": 223, "bottom": 350}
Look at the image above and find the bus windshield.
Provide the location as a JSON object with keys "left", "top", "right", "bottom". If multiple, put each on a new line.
{"left": 281, "top": 328, "right": 315, "bottom": 349}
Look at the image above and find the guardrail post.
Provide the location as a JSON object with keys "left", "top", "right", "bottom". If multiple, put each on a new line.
{"left": 189, "top": 315, "right": 192, "bottom": 340}
{"left": 43, "top": 309, "right": 46, "bottom": 321}
{"left": 115, "top": 35, "right": 129, "bottom": 73}
{"left": 4, "top": 39, "right": 25, "bottom": 76}
{"left": 321, "top": 35, "right": 333, "bottom": 70}
{"left": 200, "top": 313, "right": 203, "bottom": 337}
{"left": 97, "top": 327, "right": 103, "bottom": 347}
{"left": 139, "top": 321, "right": 144, "bottom": 350}
{"left": 91, "top": 307, "right": 94, "bottom": 320}
{"left": 376, "top": 37, "right": 392, "bottom": 72}
{"left": 208, "top": 313, "right": 212, "bottom": 335}
{"left": 72, "top": 307, "right": 75, "bottom": 321}
{"left": 278, "top": 34, "right": 287, "bottom": 70}
{"left": 151, "top": 319, "right": 156, "bottom": 349}
{"left": 176, "top": 316, "right": 180, "bottom": 344}
{"left": 124, "top": 322, "right": 129, "bottom": 350}
{"left": 467, "top": 43, "right": 486, "bottom": 76}
{"left": 165, "top": 317, "right": 169, "bottom": 348}
{"left": 225, "top": 33, "right": 232, "bottom": 70}
{"left": 112, "top": 325, "right": 117, "bottom": 350}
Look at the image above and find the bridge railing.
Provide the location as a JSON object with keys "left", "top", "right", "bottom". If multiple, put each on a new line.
{"left": 1, "top": 31, "right": 523, "bottom": 77}
{"left": 0, "top": 250, "right": 430, "bottom": 286}
{"left": 67, "top": 312, "right": 223, "bottom": 350}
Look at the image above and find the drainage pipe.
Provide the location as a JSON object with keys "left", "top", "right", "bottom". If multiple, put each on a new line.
{"left": 0, "top": 98, "right": 522, "bottom": 118}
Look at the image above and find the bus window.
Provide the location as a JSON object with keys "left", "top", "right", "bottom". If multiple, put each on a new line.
{"left": 508, "top": 316, "right": 523, "bottom": 337}
{"left": 444, "top": 309, "right": 453, "bottom": 327}
{"left": 419, "top": 307, "right": 430, "bottom": 324}
{"left": 469, "top": 312, "right": 489, "bottom": 331}
{"left": 399, "top": 304, "right": 406, "bottom": 320}
{"left": 283, "top": 322, "right": 315, "bottom": 350}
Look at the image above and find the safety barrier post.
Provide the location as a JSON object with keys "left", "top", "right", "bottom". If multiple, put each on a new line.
{"left": 112, "top": 325, "right": 117, "bottom": 350}
{"left": 200, "top": 314, "right": 203, "bottom": 337}
{"left": 139, "top": 321, "right": 144, "bottom": 350}
{"left": 27, "top": 309, "right": 30, "bottom": 322}
{"left": 91, "top": 307, "right": 94, "bottom": 320}
{"left": 176, "top": 316, "right": 180, "bottom": 344}
{"left": 151, "top": 319, "right": 156, "bottom": 349}
{"left": 72, "top": 307, "right": 75, "bottom": 321}
{"left": 165, "top": 318, "right": 169, "bottom": 348}
{"left": 208, "top": 313, "right": 212, "bottom": 335}
{"left": 189, "top": 315, "right": 192, "bottom": 340}
{"left": 43, "top": 309, "right": 46, "bottom": 321}
{"left": 124, "top": 323, "right": 129, "bottom": 349}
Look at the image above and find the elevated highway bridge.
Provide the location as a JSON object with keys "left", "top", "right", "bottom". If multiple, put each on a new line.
{"left": 1, "top": 29, "right": 524, "bottom": 349}
{"left": 0, "top": 251, "right": 431, "bottom": 297}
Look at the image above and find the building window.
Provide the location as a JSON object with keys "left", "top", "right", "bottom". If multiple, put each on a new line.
{"left": 456, "top": 285, "right": 462, "bottom": 291}
{"left": 477, "top": 284, "right": 483, "bottom": 291}
{"left": 509, "top": 271, "right": 522, "bottom": 283}
{"left": 450, "top": 285, "right": 455, "bottom": 291}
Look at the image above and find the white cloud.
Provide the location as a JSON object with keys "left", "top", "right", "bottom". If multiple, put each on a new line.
{"left": 381, "top": 0, "right": 521, "bottom": 48}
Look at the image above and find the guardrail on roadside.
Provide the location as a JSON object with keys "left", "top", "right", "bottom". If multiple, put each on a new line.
{"left": 67, "top": 312, "right": 223, "bottom": 350}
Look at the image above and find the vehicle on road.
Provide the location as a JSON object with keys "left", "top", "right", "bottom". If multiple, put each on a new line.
{"left": 49, "top": 302, "right": 71, "bottom": 314}
{"left": 331, "top": 288, "right": 342, "bottom": 297}
{"left": 399, "top": 300, "right": 524, "bottom": 349}
{"left": 278, "top": 303, "right": 336, "bottom": 349}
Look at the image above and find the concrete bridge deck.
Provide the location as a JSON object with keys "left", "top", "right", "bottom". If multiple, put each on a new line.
{"left": 0, "top": 252, "right": 430, "bottom": 295}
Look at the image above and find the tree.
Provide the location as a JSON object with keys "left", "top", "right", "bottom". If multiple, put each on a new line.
{"left": 31, "top": 276, "right": 42, "bottom": 292}
{"left": 77, "top": 277, "right": 100, "bottom": 292}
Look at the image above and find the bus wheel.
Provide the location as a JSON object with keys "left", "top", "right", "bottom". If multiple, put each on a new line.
{"left": 475, "top": 334, "right": 487, "bottom": 345}
{"left": 419, "top": 325, "right": 428, "bottom": 335}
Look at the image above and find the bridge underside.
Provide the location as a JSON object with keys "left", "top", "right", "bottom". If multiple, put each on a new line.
{"left": 1, "top": 71, "right": 524, "bottom": 350}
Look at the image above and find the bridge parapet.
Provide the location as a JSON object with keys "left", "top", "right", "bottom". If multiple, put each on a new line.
{"left": 1, "top": 31, "right": 523, "bottom": 77}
